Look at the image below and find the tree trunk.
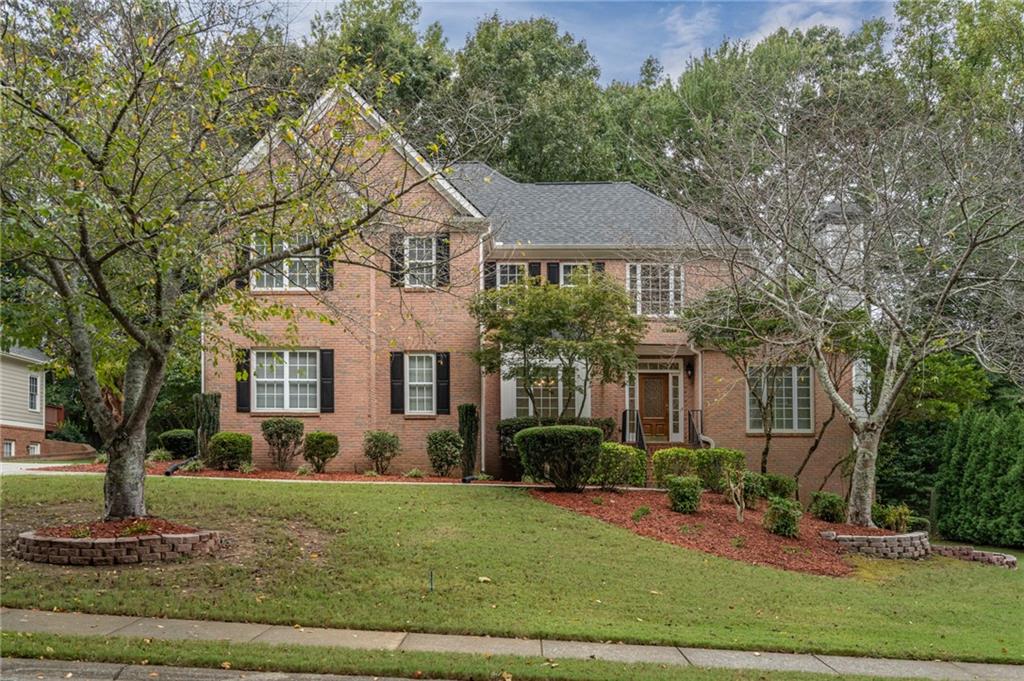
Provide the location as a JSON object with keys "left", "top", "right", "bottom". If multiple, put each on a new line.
{"left": 846, "top": 429, "right": 881, "bottom": 526}
{"left": 103, "top": 427, "right": 149, "bottom": 519}
{"left": 760, "top": 429, "right": 772, "bottom": 474}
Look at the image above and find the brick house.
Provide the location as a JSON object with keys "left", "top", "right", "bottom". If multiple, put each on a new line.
{"left": 203, "top": 87, "right": 853, "bottom": 496}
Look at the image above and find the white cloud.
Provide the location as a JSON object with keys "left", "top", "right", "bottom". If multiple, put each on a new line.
{"left": 660, "top": 4, "right": 721, "bottom": 78}
{"left": 740, "top": 2, "right": 866, "bottom": 45}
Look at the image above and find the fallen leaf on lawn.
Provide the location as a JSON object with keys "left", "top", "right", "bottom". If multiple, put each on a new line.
{"left": 649, "top": 590, "right": 662, "bottom": 595}
{"left": 500, "top": 672, "right": 513, "bottom": 681}
{"left": 149, "top": 673, "right": 159, "bottom": 677}
{"left": 220, "top": 662, "right": 231, "bottom": 669}
{"left": 64, "top": 674, "right": 73, "bottom": 678}
{"left": 477, "top": 576, "right": 492, "bottom": 583}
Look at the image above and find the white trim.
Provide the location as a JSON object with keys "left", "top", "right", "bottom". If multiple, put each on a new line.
{"left": 745, "top": 365, "right": 814, "bottom": 434}
{"left": 27, "top": 442, "right": 41, "bottom": 456}
{"left": 27, "top": 373, "right": 41, "bottom": 412}
{"left": 404, "top": 352, "right": 437, "bottom": 415}
{"left": 0, "top": 418, "right": 45, "bottom": 431}
{"left": 629, "top": 360, "right": 684, "bottom": 443}
{"left": 496, "top": 262, "right": 527, "bottom": 289}
{"left": 626, "top": 263, "right": 684, "bottom": 317}
{"left": 2, "top": 440, "right": 14, "bottom": 458}
{"left": 251, "top": 349, "right": 321, "bottom": 413}
{"left": 501, "top": 363, "right": 590, "bottom": 419}
{"left": 559, "top": 262, "right": 589, "bottom": 287}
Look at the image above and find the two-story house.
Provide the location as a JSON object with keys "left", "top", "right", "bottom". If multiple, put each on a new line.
{"left": 203, "top": 87, "right": 853, "bottom": 497}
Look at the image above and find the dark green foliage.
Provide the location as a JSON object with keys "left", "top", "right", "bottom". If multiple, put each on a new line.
{"left": 158, "top": 429, "right": 196, "bottom": 458}
{"left": 936, "top": 409, "right": 1024, "bottom": 548}
{"left": 762, "top": 473, "right": 797, "bottom": 500}
{"left": 515, "top": 425, "right": 603, "bottom": 492}
{"left": 457, "top": 403, "right": 479, "bottom": 477}
{"left": 876, "top": 419, "right": 947, "bottom": 514}
{"left": 363, "top": 431, "right": 401, "bottom": 474}
{"left": 742, "top": 471, "right": 767, "bottom": 508}
{"left": 497, "top": 416, "right": 614, "bottom": 459}
{"left": 205, "top": 432, "right": 252, "bottom": 471}
{"left": 426, "top": 429, "right": 463, "bottom": 477}
{"left": 192, "top": 393, "right": 221, "bottom": 460}
{"left": 763, "top": 497, "right": 803, "bottom": 538}
{"left": 809, "top": 491, "right": 845, "bottom": 523}
{"left": 666, "top": 475, "right": 702, "bottom": 513}
{"left": 651, "top": 447, "right": 746, "bottom": 491}
{"left": 590, "top": 442, "right": 646, "bottom": 489}
{"left": 303, "top": 432, "right": 339, "bottom": 473}
{"left": 50, "top": 419, "right": 86, "bottom": 443}
{"left": 146, "top": 449, "right": 174, "bottom": 463}
{"left": 631, "top": 506, "right": 651, "bottom": 522}
{"left": 909, "top": 515, "right": 931, "bottom": 533}
{"left": 261, "top": 418, "right": 305, "bottom": 471}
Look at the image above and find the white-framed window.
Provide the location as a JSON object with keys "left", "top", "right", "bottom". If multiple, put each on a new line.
{"left": 497, "top": 263, "right": 526, "bottom": 288}
{"left": 27, "top": 442, "right": 41, "bottom": 456}
{"left": 405, "top": 236, "right": 437, "bottom": 288}
{"left": 251, "top": 235, "right": 320, "bottom": 291}
{"left": 627, "top": 264, "right": 683, "bottom": 316}
{"left": 515, "top": 367, "right": 577, "bottom": 418}
{"left": 747, "top": 366, "right": 812, "bottom": 432}
{"left": 560, "top": 262, "right": 590, "bottom": 287}
{"left": 252, "top": 350, "right": 319, "bottom": 412}
{"left": 405, "top": 353, "right": 436, "bottom": 414}
{"left": 2, "top": 441, "right": 13, "bottom": 458}
{"left": 28, "top": 374, "right": 40, "bottom": 411}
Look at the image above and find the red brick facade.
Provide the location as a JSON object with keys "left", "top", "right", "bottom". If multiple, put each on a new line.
{"left": 0, "top": 424, "right": 46, "bottom": 460}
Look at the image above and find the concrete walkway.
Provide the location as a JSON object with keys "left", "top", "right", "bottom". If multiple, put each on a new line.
{"left": 2, "top": 608, "right": 1021, "bottom": 680}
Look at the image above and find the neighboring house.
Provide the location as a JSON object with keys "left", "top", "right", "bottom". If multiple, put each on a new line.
{"left": 204, "top": 87, "right": 853, "bottom": 496}
{"left": 1, "top": 346, "right": 48, "bottom": 458}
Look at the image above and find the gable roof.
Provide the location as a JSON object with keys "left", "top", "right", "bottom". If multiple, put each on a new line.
{"left": 2, "top": 346, "right": 49, "bottom": 364}
{"left": 237, "top": 85, "right": 482, "bottom": 219}
{"left": 449, "top": 162, "right": 720, "bottom": 248}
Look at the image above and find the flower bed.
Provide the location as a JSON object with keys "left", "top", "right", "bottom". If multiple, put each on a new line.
{"left": 533, "top": 489, "right": 893, "bottom": 576}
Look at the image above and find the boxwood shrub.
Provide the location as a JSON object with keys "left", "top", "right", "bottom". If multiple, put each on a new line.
{"left": 303, "top": 431, "right": 339, "bottom": 473}
{"left": 498, "top": 416, "right": 615, "bottom": 459}
{"left": 515, "top": 425, "right": 602, "bottom": 492}
{"left": 590, "top": 442, "right": 646, "bottom": 489}
{"left": 158, "top": 429, "right": 196, "bottom": 458}
{"left": 763, "top": 497, "right": 803, "bottom": 537}
{"left": 363, "top": 430, "right": 401, "bottom": 474}
{"left": 762, "top": 473, "right": 797, "bottom": 500}
{"left": 205, "top": 432, "right": 252, "bottom": 471}
{"left": 426, "top": 429, "right": 463, "bottom": 477}
{"left": 742, "top": 471, "right": 768, "bottom": 508}
{"left": 666, "top": 475, "right": 702, "bottom": 513}
{"left": 652, "top": 447, "right": 746, "bottom": 491}
{"left": 809, "top": 491, "right": 846, "bottom": 523}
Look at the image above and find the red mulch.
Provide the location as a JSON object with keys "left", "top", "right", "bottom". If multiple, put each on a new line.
{"left": 35, "top": 517, "right": 197, "bottom": 539}
{"left": 532, "top": 489, "right": 893, "bottom": 577}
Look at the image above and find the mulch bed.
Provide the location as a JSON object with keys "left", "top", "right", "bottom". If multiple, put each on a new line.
{"left": 34, "top": 517, "right": 198, "bottom": 539}
{"left": 532, "top": 489, "right": 893, "bottom": 577}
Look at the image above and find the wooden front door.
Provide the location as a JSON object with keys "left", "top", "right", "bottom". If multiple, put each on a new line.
{"left": 639, "top": 373, "right": 669, "bottom": 438}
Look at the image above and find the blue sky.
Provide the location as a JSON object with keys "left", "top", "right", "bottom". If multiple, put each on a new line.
{"left": 280, "top": 1, "right": 894, "bottom": 83}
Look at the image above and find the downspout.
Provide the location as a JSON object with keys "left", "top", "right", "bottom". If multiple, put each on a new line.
{"left": 478, "top": 228, "right": 488, "bottom": 473}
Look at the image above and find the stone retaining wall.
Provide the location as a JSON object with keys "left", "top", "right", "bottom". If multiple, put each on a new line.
{"left": 13, "top": 530, "right": 220, "bottom": 566}
{"left": 932, "top": 543, "right": 1018, "bottom": 569}
{"left": 819, "top": 530, "right": 930, "bottom": 559}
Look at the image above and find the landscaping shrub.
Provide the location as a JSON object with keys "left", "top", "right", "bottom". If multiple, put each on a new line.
{"left": 303, "top": 431, "right": 339, "bottom": 473}
{"left": 742, "top": 471, "right": 767, "bottom": 508}
{"left": 498, "top": 416, "right": 614, "bottom": 460}
{"left": 363, "top": 430, "right": 401, "bottom": 474}
{"left": 809, "top": 491, "right": 846, "bottom": 523}
{"left": 192, "top": 393, "right": 220, "bottom": 460}
{"left": 590, "top": 442, "right": 646, "bottom": 489}
{"left": 51, "top": 420, "right": 86, "bottom": 443}
{"left": 762, "top": 473, "right": 797, "bottom": 500}
{"left": 652, "top": 447, "right": 745, "bottom": 491}
{"left": 403, "top": 468, "right": 425, "bottom": 478}
{"left": 205, "top": 432, "right": 252, "bottom": 470}
{"left": 93, "top": 452, "right": 108, "bottom": 464}
{"left": 666, "top": 475, "right": 702, "bottom": 513}
{"left": 179, "top": 458, "right": 204, "bottom": 473}
{"left": 457, "top": 403, "right": 479, "bottom": 478}
{"left": 295, "top": 463, "right": 314, "bottom": 476}
{"left": 515, "top": 425, "right": 602, "bottom": 492}
{"left": 146, "top": 449, "right": 174, "bottom": 463}
{"left": 909, "top": 515, "right": 931, "bottom": 533}
{"left": 158, "top": 429, "right": 196, "bottom": 458}
{"left": 763, "top": 497, "right": 803, "bottom": 537}
{"left": 261, "top": 418, "right": 304, "bottom": 471}
{"left": 426, "top": 430, "right": 463, "bottom": 477}
{"left": 874, "top": 502, "right": 912, "bottom": 533}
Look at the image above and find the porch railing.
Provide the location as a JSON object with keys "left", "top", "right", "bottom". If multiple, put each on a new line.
{"left": 687, "top": 409, "right": 704, "bottom": 447}
{"left": 621, "top": 409, "right": 646, "bottom": 452}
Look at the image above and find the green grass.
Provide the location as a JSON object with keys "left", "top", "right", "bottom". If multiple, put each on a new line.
{"left": 2, "top": 476, "right": 1022, "bottom": 663}
{"left": 0, "top": 632, "right": 912, "bottom": 681}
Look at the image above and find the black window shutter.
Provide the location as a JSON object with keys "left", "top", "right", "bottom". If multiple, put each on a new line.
{"left": 390, "top": 352, "right": 404, "bottom": 414}
{"left": 235, "top": 248, "right": 249, "bottom": 289}
{"left": 389, "top": 234, "right": 404, "bottom": 287}
{"left": 436, "top": 352, "right": 450, "bottom": 415}
{"left": 319, "top": 246, "right": 334, "bottom": 290}
{"left": 319, "top": 349, "right": 334, "bottom": 413}
{"left": 436, "top": 233, "right": 450, "bottom": 286}
{"left": 593, "top": 261, "right": 605, "bottom": 272}
{"left": 235, "top": 352, "right": 251, "bottom": 412}
{"left": 546, "top": 262, "right": 560, "bottom": 285}
{"left": 528, "top": 262, "right": 542, "bottom": 280}
{"left": 483, "top": 261, "right": 497, "bottom": 289}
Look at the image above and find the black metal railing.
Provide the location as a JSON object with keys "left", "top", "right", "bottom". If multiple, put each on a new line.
{"left": 687, "top": 409, "right": 704, "bottom": 447}
{"left": 621, "top": 409, "right": 646, "bottom": 452}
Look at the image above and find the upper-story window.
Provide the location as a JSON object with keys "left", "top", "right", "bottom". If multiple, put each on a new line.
{"left": 627, "top": 264, "right": 683, "bottom": 316}
{"left": 747, "top": 366, "right": 812, "bottom": 432}
{"left": 560, "top": 262, "right": 590, "bottom": 287}
{"left": 252, "top": 350, "right": 319, "bottom": 412}
{"left": 405, "top": 236, "right": 437, "bottom": 288}
{"left": 252, "top": 235, "right": 320, "bottom": 291}
{"left": 28, "top": 374, "right": 40, "bottom": 411}
{"left": 497, "top": 263, "right": 526, "bottom": 288}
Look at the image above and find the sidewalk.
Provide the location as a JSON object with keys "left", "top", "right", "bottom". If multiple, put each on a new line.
{"left": 2, "top": 608, "right": 1021, "bottom": 680}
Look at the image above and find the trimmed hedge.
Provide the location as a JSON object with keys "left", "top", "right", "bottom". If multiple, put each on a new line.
{"left": 515, "top": 425, "right": 603, "bottom": 492}
{"left": 652, "top": 447, "right": 746, "bottom": 491}
{"left": 590, "top": 442, "right": 646, "bottom": 489}
{"left": 363, "top": 431, "right": 401, "bottom": 474}
{"left": 762, "top": 473, "right": 797, "bottom": 500}
{"left": 498, "top": 416, "right": 615, "bottom": 459}
{"left": 666, "top": 475, "right": 702, "bottom": 513}
{"left": 158, "top": 429, "right": 196, "bottom": 458}
{"left": 205, "top": 432, "right": 252, "bottom": 471}
{"left": 303, "top": 431, "right": 339, "bottom": 473}
{"left": 426, "top": 429, "right": 463, "bottom": 477}
{"left": 763, "top": 497, "right": 802, "bottom": 537}
{"left": 809, "top": 491, "right": 845, "bottom": 523}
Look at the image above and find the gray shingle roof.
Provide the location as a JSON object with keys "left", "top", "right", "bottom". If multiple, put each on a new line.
{"left": 449, "top": 162, "right": 720, "bottom": 248}
{"left": 3, "top": 346, "right": 49, "bottom": 363}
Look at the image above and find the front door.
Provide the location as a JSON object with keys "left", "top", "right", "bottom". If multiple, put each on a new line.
{"left": 639, "top": 373, "right": 669, "bottom": 438}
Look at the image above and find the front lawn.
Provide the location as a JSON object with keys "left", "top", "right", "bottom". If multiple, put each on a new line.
{"left": 1, "top": 476, "right": 1021, "bottom": 663}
